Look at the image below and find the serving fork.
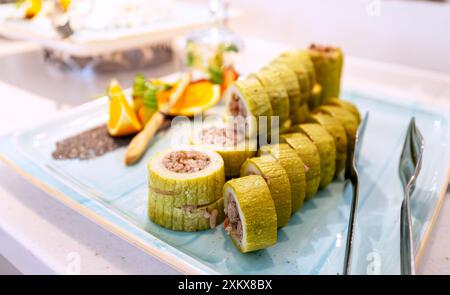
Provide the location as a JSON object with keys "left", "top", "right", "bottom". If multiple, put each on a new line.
{"left": 399, "top": 117, "right": 424, "bottom": 275}
{"left": 342, "top": 112, "right": 369, "bottom": 275}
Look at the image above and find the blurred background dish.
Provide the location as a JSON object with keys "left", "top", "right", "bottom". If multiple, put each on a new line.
{"left": 0, "top": 0, "right": 240, "bottom": 71}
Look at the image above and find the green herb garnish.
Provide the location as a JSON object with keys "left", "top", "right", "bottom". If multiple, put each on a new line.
{"left": 219, "top": 43, "right": 239, "bottom": 53}
{"left": 186, "top": 40, "right": 196, "bottom": 68}
{"left": 208, "top": 64, "right": 223, "bottom": 85}
{"left": 132, "top": 74, "right": 147, "bottom": 98}
{"left": 143, "top": 85, "right": 158, "bottom": 110}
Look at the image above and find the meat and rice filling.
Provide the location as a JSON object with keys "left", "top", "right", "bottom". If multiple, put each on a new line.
{"left": 163, "top": 151, "right": 210, "bottom": 173}
{"left": 200, "top": 126, "right": 244, "bottom": 147}
{"left": 309, "top": 44, "right": 338, "bottom": 59}
{"left": 228, "top": 94, "right": 252, "bottom": 137}
{"left": 182, "top": 205, "right": 219, "bottom": 229}
{"left": 224, "top": 193, "right": 243, "bottom": 241}
{"left": 229, "top": 94, "right": 247, "bottom": 117}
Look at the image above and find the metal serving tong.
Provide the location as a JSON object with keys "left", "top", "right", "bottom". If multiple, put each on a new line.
{"left": 399, "top": 117, "right": 424, "bottom": 275}
{"left": 342, "top": 113, "right": 369, "bottom": 275}
{"left": 52, "top": 1, "right": 75, "bottom": 39}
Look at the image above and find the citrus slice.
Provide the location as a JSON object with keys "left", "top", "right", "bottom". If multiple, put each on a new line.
{"left": 24, "top": 0, "right": 42, "bottom": 19}
{"left": 58, "top": 0, "right": 71, "bottom": 12}
{"left": 221, "top": 66, "right": 239, "bottom": 94}
{"left": 137, "top": 105, "right": 156, "bottom": 125}
{"left": 107, "top": 80, "right": 142, "bottom": 137}
{"left": 157, "top": 81, "right": 221, "bottom": 117}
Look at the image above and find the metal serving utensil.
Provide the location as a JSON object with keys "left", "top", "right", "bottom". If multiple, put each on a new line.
{"left": 342, "top": 112, "right": 369, "bottom": 275}
{"left": 51, "top": 0, "right": 79, "bottom": 39}
{"left": 399, "top": 117, "right": 424, "bottom": 275}
{"left": 53, "top": 13, "right": 74, "bottom": 39}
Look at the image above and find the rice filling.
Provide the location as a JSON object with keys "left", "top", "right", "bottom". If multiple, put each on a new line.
{"left": 162, "top": 151, "right": 210, "bottom": 173}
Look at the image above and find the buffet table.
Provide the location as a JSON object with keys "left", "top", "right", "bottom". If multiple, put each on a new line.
{"left": 0, "top": 37, "right": 449, "bottom": 274}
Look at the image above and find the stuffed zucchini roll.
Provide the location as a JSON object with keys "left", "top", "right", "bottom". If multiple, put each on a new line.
{"left": 309, "top": 44, "right": 343, "bottom": 102}
{"left": 224, "top": 78, "right": 273, "bottom": 139}
{"left": 224, "top": 175, "right": 278, "bottom": 253}
{"left": 148, "top": 146, "right": 225, "bottom": 231}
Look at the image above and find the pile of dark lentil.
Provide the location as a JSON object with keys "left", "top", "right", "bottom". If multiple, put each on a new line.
{"left": 52, "top": 125, "right": 131, "bottom": 161}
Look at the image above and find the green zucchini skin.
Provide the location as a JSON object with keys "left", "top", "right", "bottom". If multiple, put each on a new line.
{"left": 271, "top": 53, "right": 311, "bottom": 105}
{"left": 263, "top": 64, "right": 301, "bottom": 123}
{"left": 290, "top": 123, "right": 336, "bottom": 188}
{"left": 293, "top": 103, "right": 310, "bottom": 125}
{"left": 308, "top": 113, "right": 348, "bottom": 176}
{"left": 148, "top": 194, "right": 225, "bottom": 232}
{"left": 308, "top": 83, "right": 323, "bottom": 110}
{"left": 240, "top": 156, "right": 292, "bottom": 227}
{"left": 315, "top": 105, "right": 359, "bottom": 174}
{"left": 252, "top": 70, "right": 290, "bottom": 125}
{"left": 280, "top": 133, "right": 321, "bottom": 199}
{"left": 298, "top": 50, "right": 317, "bottom": 87}
{"left": 323, "top": 98, "right": 361, "bottom": 123}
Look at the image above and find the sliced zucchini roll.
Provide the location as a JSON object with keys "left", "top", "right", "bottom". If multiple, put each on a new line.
{"left": 259, "top": 144, "right": 307, "bottom": 213}
{"left": 323, "top": 98, "right": 361, "bottom": 123}
{"left": 224, "top": 175, "right": 277, "bottom": 253}
{"left": 315, "top": 105, "right": 359, "bottom": 173}
{"left": 224, "top": 78, "right": 273, "bottom": 139}
{"left": 309, "top": 44, "right": 344, "bottom": 101}
{"left": 148, "top": 194, "right": 224, "bottom": 232}
{"left": 240, "top": 156, "right": 292, "bottom": 227}
{"left": 251, "top": 69, "right": 290, "bottom": 125}
{"left": 190, "top": 121, "right": 257, "bottom": 177}
{"left": 308, "top": 83, "right": 323, "bottom": 110}
{"left": 148, "top": 146, "right": 225, "bottom": 208}
{"left": 281, "top": 133, "right": 321, "bottom": 199}
{"left": 293, "top": 103, "right": 310, "bottom": 124}
{"left": 263, "top": 64, "right": 301, "bottom": 123}
{"left": 290, "top": 124, "right": 336, "bottom": 187}
{"left": 308, "top": 113, "right": 348, "bottom": 176}
{"left": 271, "top": 53, "right": 311, "bottom": 105}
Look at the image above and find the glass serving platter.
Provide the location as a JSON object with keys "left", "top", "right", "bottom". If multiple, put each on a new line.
{"left": 0, "top": 84, "right": 449, "bottom": 274}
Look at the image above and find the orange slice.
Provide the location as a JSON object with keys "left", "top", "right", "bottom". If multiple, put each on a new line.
{"left": 137, "top": 105, "right": 157, "bottom": 125}
{"left": 107, "top": 80, "right": 142, "bottom": 137}
{"left": 24, "top": 0, "right": 42, "bottom": 19}
{"left": 221, "top": 66, "right": 239, "bottom": 94}
{"left": 157, "top": 80, "right": 221, "bottom": 117}
{"left": 58, "top": 0, "right": 71, "bottom": 12}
